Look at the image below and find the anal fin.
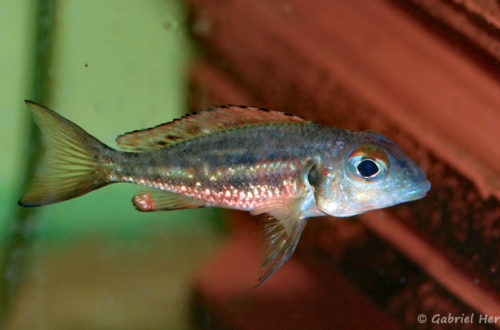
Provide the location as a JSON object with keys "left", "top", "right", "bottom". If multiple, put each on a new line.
{"left": 251, "top": 196, "right": 307, "bottom": 286}
{"left": 133, "top": 190, "right": 204, "bottom": 212}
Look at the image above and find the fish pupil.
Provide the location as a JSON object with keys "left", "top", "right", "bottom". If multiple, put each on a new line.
{"left": 357, "top": 159, "right": 379, "bottom": 177}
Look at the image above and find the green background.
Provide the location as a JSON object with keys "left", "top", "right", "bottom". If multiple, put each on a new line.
{"left": 0, "top": 1, "right": 224, "bottom": 328}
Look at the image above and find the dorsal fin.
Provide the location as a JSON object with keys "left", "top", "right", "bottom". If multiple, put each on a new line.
{"left": 116, "top": 105, "right": 308, "bottom": 152}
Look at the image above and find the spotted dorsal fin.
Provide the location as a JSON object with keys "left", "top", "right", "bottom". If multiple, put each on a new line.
{"left": 116, "top": 105, "right": 308, "bottom": 152}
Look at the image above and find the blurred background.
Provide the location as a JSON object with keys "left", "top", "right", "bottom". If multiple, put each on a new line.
{"left": 4, "top": 0, "right": 500, "bottom": 329}
{"left": 1, "top": 1, "right": 225, "bottom": 329}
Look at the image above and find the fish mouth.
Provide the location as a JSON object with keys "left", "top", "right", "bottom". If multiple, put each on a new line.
{"left": 402, "top": 180, "right": 431, "bottom": 202}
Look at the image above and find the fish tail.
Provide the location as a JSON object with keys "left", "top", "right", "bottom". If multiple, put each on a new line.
{"left": 19, "top": 101, "right": 113, "bottom": 207}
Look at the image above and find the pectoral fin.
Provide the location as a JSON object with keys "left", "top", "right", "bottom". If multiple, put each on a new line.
{"left": 133, "top": 190, "right": 204, "bottom": 212}
{"left": 251, "top": 196, "right": 307, "bottom": 286}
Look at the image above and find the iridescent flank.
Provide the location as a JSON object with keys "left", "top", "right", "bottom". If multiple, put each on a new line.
{"left": 19, "top": 102, "right": 431, "bottom": 285}
{"left": 120, "top": 161, "right": 299, "bottom": 211}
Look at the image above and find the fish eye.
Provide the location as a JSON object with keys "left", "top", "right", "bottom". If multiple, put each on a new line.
{"left": 347, "top": 144, "right": 389, "bottom": 182}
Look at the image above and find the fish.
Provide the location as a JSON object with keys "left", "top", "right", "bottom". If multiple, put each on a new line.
{"left": 19, "top": 100, "right": 431, "bottom": 285}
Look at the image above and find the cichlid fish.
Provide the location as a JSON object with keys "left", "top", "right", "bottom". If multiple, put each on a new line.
{"left": 19, "top": 101, "right": 430, "bottom": 284}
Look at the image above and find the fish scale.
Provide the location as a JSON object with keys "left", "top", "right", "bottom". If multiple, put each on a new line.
{"left": 112, "top": 124, "right": 330, "bottom": 210}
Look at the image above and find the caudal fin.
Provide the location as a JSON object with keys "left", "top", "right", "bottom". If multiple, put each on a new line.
{"left": 19, "top": 101, "right": 111, "bottom": 207}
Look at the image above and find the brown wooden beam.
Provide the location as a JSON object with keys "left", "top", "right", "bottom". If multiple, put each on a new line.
{"left": 361, "top": 210, "right": 500, "bottom": 321}
{"left": 396, "top": 0, "right": 500, "bottom": 66}
{"left": 189, "top": 60, "right": 496, "bottom": 327}
{"left": 188, "top": 0, "right": 500, "bottom": 326}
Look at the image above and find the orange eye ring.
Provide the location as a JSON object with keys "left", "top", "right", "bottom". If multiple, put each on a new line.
{"left": 347, "top": 144, "right": 389, "bottom": 182}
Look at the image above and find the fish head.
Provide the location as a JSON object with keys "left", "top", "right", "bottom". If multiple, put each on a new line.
{"left": 310, "top": 131, "right": 430, "bottom": 217}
